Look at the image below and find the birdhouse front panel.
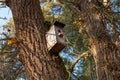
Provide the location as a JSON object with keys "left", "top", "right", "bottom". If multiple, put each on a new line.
{"left": 54, "top": 25, "right": 66, "bottom": 46}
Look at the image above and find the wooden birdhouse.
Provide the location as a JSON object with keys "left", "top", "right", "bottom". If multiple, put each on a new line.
{"left": 46, "top": 21, "right": 67, "bottom": 54}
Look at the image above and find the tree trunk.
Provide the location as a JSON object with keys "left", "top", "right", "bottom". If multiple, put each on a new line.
{"left": 78, "top": 0, "right": 120, "bottom": 80}
{"left": 6, "top": 0, "right": 68, "bottom": 80}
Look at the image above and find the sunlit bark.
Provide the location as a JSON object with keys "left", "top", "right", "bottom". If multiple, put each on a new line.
{"left": 6, "top": 0, "right": 68, "bottom": 80}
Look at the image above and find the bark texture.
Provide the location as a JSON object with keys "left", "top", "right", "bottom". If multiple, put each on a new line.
{"left": 78, "top": 0, "right": 120, "bottom": 80}
{"left": 6, "top": 0, "right": 68, "bottom": 80}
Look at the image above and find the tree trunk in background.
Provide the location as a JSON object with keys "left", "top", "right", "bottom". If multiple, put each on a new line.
{"left": 6, "top": 0, "right": 68, "bottom": 80}
{"left": 78, "top": 0, "right": 120, "bottom": 80}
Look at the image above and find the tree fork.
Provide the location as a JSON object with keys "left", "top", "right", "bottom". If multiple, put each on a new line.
{"left": 6, "top": 0, "right": 68, "bottom": 80}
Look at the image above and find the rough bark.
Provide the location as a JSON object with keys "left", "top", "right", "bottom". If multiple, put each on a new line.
{"left": 6, "top": 0, "right": 68, "bottom": 80}
{"left": 78, "top": 0, "right": 120, "bottom": 80}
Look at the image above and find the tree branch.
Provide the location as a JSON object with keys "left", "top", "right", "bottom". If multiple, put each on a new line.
{"left": 0, "top": 38, "right": 12, "bottom": 41}
{"left": 69, "top": 50, "right": 91, "bottom": 72}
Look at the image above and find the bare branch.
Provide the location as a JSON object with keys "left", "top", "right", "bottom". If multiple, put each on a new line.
{"left": 69, "top": 50, "right": 91, "bottom": 72}
{"left": 0, "top": 0, "right": 5, "bottom": 2}
{"left": 0, "top": 17, "right": 7, "bottom": 20}
{"left": 0, "top": 38, "right": 12, "bottom": 41}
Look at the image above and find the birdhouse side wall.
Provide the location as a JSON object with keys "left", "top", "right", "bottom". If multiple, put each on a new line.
{"left": 46, "top": 25, "right": 57, "bottom": 51}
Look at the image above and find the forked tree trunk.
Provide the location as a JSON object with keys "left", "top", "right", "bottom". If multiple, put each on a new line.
{"left": 6, "top": 0, "right": 68, "bottom": 80}
{"left": 78, "top": 0, "right": 120, "bottom": 80}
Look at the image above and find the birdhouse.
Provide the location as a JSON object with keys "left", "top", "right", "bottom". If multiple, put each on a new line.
{"left": 46, "top": 21, "right": 67, "bottom": 54}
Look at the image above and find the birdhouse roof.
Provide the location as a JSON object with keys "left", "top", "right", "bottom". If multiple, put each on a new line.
{"left": 54, "top": 21, "right": 65, "bottom": 28}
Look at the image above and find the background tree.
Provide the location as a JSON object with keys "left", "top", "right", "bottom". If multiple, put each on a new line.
{"left": 75, "top": 0, "right": 120, "bottom": 80}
